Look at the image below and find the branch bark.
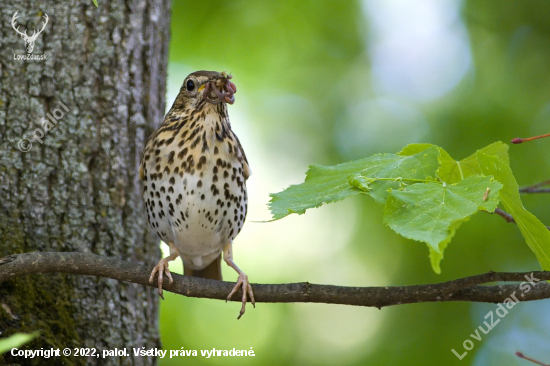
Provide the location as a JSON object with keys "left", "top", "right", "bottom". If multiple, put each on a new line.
{"left": 2, "top": 252, "right": 550, "bottom": 309}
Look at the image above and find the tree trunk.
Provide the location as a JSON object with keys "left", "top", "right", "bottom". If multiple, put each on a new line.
{"left": 0, "top": 0, "right": 170, "bottom": 364}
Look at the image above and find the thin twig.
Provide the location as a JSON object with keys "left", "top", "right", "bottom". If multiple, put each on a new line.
{"left": 516, "top": 352, "right": 550, "bottom": 366}
{"left": 520, "top": 188, "right": 550, "bottom": 194}
{"left": 1, "top": 252, "right": 550, "bottom": 308}
{"left": 492, "top": 208, "right": 550, "bottom": 230}
{"left": 494, "top": 208, "right": 516, "bottom": 223}
{"left": 511, "top": 132, "right": 550, "bottom": 144}
{"left": 520, "top": 179, "right": 550, "bottom": 194}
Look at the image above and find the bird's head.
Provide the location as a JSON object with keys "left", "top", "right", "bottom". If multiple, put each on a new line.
{"left": 173, "top": 70, "right": 237, "bottom": 111}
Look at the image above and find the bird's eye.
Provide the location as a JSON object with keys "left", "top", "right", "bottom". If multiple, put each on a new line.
{"left": 186, "top": 79, "right": 195, "bottom": 91}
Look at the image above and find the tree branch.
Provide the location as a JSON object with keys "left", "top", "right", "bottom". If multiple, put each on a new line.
{"left": 2, "top": 252, "right": 550, "bottom": 308}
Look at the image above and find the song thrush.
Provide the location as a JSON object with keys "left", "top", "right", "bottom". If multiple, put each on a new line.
{"left": 139, "top": 71, "right": 254, "bottom": 318}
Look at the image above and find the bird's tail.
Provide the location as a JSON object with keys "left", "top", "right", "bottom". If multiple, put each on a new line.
{"left": 184, "top": 254, "right": 222, "bottom": 280}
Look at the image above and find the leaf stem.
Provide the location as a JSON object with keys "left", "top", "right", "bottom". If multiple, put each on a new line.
{"left": 394, "top": 177, "right": 438, "bottom": 183}
{"left": 362, "top": 176, "right": 438, "bottom": 184}
{"left": 349, "top": 175, "right": 439, "bottom": 192}
{"left": 456, "top": 161, "right": 464, "bottom": 181}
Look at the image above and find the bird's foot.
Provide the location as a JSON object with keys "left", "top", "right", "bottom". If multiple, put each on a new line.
{"left": 149, "top": 258, "right": 174, "bottom": 300}
{"left": 227, "top": 273, "right": 255, "bottom": 319}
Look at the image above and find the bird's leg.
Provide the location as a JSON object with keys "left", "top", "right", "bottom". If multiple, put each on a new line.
{"left": 223, "top": 242, "right": 255, "bottom": 319}
{"left": 149, "top": 241, "right": 180, "bottom": 300}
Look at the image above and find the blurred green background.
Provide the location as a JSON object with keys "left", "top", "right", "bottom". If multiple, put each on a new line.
{"left": 159, "top": 0, "right": 550, "bottom": 365}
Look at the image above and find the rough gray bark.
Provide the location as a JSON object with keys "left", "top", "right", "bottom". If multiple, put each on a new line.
{"left": 0, "top": 0, "right": 170, "bottom": 365}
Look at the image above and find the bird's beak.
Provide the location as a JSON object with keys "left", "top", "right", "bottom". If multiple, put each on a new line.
{"left": 197, "top": 84, "right": 206, "bottom": 92}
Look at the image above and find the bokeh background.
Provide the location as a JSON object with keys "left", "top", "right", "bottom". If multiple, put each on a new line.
{"left": 159, "top": 1, "right": 550, "bottom": 365}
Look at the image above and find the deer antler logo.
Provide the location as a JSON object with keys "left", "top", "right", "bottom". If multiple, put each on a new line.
{"left": 12, "top": 11, "right": 48, "bottom": 54}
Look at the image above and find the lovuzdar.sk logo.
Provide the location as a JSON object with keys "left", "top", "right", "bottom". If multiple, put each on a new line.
{"left": 12, "top": 11, "right": 48, "bottom": 61}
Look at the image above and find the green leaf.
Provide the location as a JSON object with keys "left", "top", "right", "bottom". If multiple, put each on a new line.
{"left": 437, "top": 142, "right": 509, "bottom": 184}
{"left": 397, "top": 143, "right": 436, "bottom": 156}
{"left": 383, "top": 175, "right": 502, "bottom": 252}
{"left": 269, "top": 146, "right": 440, "bottom": 220}
{"left": 428, "top": 219, "right": 465, "bottom": 274}
{"left": 399, "top": 142, "right": 509, "bottom": 183}
{"left": 267, "top": 142, "right": 523, "bottom": 274}
{"left": 477, "top": 152, "right": 550, "bottom": 270}
{"left": 399, "top": 143, "right": 508, "bottom": 273}
{"left": 0, "top": 332, "right": 39, "bottom": 355}
{"left": 93, "top": 0, "right": 99, "bottom": 7}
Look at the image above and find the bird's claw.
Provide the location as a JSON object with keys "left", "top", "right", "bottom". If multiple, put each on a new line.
{"left": 227, "top": 273, "right": 255, "bottom": 319}
{"left": 149, "top": 259, "right": 174, "bottom": 300}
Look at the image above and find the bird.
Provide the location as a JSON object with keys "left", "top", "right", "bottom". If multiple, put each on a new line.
{"left": 139, "top": 70, "right": 254, "bottom": 319}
